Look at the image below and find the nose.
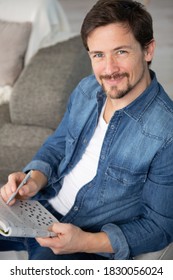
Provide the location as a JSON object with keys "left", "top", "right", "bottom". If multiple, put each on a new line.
{"left": 105, "top": 55, "right": 120, "bottom": 75}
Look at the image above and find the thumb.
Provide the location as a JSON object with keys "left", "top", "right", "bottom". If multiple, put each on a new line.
{"left": 51, "top": 222, "right": 67, "bottom": 235}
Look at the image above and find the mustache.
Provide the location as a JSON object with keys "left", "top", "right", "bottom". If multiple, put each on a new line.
{"left": 100, "top": 72, "right": 129, "bottom": 80}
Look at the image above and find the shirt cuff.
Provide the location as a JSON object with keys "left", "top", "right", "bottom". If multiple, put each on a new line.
{"left": 23, "top": 160, "right": 52, "bottom": 181}
{"left": 101, "top": 223, "right": 130, "bottom": 259}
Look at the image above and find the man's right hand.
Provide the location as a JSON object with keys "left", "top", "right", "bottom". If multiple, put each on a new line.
{"left": 0, "top": 170, "right": 47, "bottom": 205}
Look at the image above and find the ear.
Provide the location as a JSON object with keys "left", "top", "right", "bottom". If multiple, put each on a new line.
{"left": 144, "top": 39, "right": 156, "bottom": 63}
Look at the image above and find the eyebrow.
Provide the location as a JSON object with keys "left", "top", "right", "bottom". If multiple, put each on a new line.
{"left": 89, "top": 45, "right": 132, "bottom": 55}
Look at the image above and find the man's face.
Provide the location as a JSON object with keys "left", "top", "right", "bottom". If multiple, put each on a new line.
{"left": 87, "top": 23, "right": 154, "bottom": 101}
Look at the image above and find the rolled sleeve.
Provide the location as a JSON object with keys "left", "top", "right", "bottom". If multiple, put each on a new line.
{"left": 102, "top": 223, "right": 130, "bottom": 259}
{"left": 23, "top": 160, "right": 52, "bottom": 181}
{"left": 23, "top": 160, "right": 60, "bottom": 200}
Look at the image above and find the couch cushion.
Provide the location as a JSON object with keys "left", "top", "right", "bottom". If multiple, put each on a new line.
{"left": 0, "top": 104, "right": 10, "bottom": 129}
{"left": 10, "top": 36, "right": 91, "bottom": 130}
{"left": 0, "top": 123, "right": 53, "bottom": 182}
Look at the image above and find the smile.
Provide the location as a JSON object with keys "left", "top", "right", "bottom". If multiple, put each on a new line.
{"left": 102, "top": 73, "right": 128, "bottom": 86}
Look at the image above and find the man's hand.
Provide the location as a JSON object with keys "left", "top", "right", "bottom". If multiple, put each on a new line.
{"left": 0, "top": 171, "right": 47, "bottom": 205}
{"left": 36, "top": 223, "right": 114, "bottom": 255}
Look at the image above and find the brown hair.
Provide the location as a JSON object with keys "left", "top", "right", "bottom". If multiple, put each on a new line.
{"left": 81, "top": 0, "right": 153, "bottom": 51}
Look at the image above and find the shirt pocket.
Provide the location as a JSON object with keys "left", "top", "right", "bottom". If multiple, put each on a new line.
{"left": 105, "top": 165, "right": 147, "bottom": 199}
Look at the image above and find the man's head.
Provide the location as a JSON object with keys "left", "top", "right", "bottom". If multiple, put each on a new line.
{"left": 81, "top": 0, "right": 153, "bottom": 54}
{"left": 81, "top": 0, "right": 155, "bottom": 103}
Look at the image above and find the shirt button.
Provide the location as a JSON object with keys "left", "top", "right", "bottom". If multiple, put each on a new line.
{"left": 74, "top": 206, "right": 78, "bottom": 211}
{"left": 111, "top": 124, "right": 115, "bottom": 129}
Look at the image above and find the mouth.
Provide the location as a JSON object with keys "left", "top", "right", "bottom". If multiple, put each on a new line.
{"left": 100, "top": 73, "right": 129, "bottom": 86}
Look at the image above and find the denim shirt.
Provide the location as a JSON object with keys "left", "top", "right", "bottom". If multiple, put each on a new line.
{"left": 24, "top": 71, "right": 173, "bottom": 259}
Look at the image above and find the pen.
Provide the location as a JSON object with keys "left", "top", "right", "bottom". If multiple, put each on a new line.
{"left": 6, "top": 170, "right": 32, "bottom": 205}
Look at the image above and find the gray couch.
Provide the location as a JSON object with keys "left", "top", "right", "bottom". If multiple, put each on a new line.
{"left": 0, "top": 36, "right": 91, "bottom": 183}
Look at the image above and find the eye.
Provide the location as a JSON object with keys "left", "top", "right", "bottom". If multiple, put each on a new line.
{"left": 94, "top": 53, "right": 103, "bottom": 58}
{"left": 90, "top": 52, "right": 104, "bottom": 60}
{"left": 117, "top": 50, "right": 127, "bottom": 55}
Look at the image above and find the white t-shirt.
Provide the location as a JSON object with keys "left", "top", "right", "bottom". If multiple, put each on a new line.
{"left": 49, "top": 102, "right": 108, "bottom": 215}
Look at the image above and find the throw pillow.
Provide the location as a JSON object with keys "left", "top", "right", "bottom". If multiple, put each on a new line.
{"left": 0, "top": 20, "right": 32, "bottom": 86}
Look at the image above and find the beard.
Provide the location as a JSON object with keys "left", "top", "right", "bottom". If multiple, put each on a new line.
{"left": 100, "top": 71, "right": 144, "bottom": 100}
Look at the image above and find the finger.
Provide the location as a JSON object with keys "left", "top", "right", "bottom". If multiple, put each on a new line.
{"left": 51, "top": 222, "right": 72, "bottom": 235}
{"left": 8, "top": 172, "right": 29, "bottom": 199}
{"left": 36, "top": 236, "right": 58, "bottom": 247}
{"left": 1, "top": 172, "right": 28, "bottom": 203}
{"left": 0, "top": 183, "right": 16, "bottom": 204}
{"left": 18, "top": 183, "right": 30, "bottom": 196}
{"left": 8, "top": 172, "right": 26, "bottom": 193}
{"left": 36, "top": 237, "right": 59, "bottom": 254}
{"left": 0, "top": 172, "right": 31, "bottom": 204}
{"left": 18, "top": 178, "right": 37, "bottom": 198}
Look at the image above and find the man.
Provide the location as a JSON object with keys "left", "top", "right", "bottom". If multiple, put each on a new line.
{"left": 1, "top": 0, "right": 173, "bottom": 260}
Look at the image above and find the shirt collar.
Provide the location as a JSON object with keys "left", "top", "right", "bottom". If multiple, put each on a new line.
{"left": 122, "top": 70, "right": 159, "bottom": 121}
{"left": 96, "top": 70, "right": 159, "bottom": 121}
